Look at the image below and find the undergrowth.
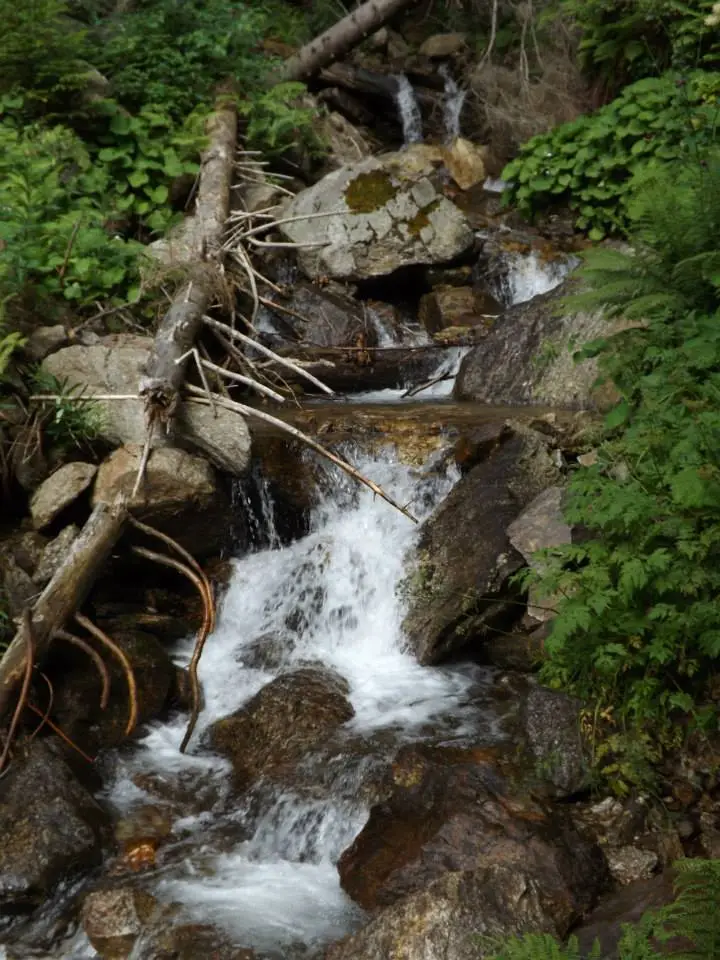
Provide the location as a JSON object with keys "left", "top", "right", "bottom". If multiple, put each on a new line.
{"left": 521, "top": 149, "right": 720, "bottom": 792}
{"left": 485, "top": 858, "right": 720, "bottom": 959}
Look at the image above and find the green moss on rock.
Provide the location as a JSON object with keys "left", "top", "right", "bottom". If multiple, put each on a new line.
{"left": 345, "top": 170, "right": 399, "bottom": 213}
{"left": 406, "top": 199, "right": 440, "bottom": 236}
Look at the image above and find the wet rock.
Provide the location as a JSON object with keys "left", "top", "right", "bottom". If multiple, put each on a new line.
{"left": 51, "top": 627, "right": 175, "bottom": 752}
{"left": 271, "top": 282, "right": 378, "bottom": 348}
{"left": 24, "top": 323, "right": 68, "bottom": 361}
{"left": 325, "top": 865, "right": 554, "bottom": 960}
{"left": 402, "top": 431, "right": 561, "bottom": 664}
{"left": 419, "top": 32, "right": 468, "bottom": 57}
{"left": 454, "top": 282, "right": 617, "bottom": 409}
{"left": 419, "top": 285, "right": 501, "bottom": 336}
{"left": 33, "top": 524, "right": 80, "bottom": 587}
{"left": 574, "top": 872, "right": 676, "bottom": 959}
{"left": 142, "top": 922, "right": 258, "bottom": 960}
{"left": 209, "top": 667, "right": 355, "bottom": 789}
{"left": 453, "top": 422, "right": 511, "bottom": 473}
{"left": 29, "top": 461, "right": 97, "bottom": 530}
{"left": 0, "top": 740, "right": 108, "bottom": 914}
{"left": 239, "top": 632, "right": 292, "bottom": 671}
{"left": 82, "top": 886, "right": 159, "bottom": 959}
{"left": 338, "top": 748, "right": 607, "bottom": 931}
{"left": 42, "top": 337, "right": 251, "bottom": 475}
{"left": 93, "top": 445, "right": 229, "bottom": 556}
{"left": 521, "top": 684, "right": 590, "bottom": 797}
{"left": 444, "top": 137, "right": 488, "bottom": 191}
{"left": 280, "top": 147, "right": 473, "bottom": 281}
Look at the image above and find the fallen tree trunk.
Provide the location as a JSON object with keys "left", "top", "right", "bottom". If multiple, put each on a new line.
{"left": 0, "top": 501, "right": 128, "bottom": 721}
{"left": 278, "top": 0, "right": 416, "bottom": 82}
{"left": 140, "top": 95, "right": 237, "bottom": 432}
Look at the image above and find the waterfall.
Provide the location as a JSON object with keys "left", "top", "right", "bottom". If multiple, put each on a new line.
{"left": 95, "top": 449, "right": 498, "bottom": 958}
{"left": 393, "top": 74, "right": 423, "bottom": 146}
{"left": 439, "top": 64, "right": 466, "bottom": 142}
{"left": 492, "top": 249, "right": 580, "bottom": 306}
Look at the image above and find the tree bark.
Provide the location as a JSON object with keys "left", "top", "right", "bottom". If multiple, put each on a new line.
{"left": 278, "top": 0, "right": 416, "bottom": 83}
{"left": 0, "top": 501, "right": 128, "bottom": 721}
{"left": 140, "top": 96, "right": 237, "bottom": 428}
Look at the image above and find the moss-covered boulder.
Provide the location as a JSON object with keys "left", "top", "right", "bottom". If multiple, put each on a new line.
{"left": 280, "top": 147, "right": 474, "bottom": 281}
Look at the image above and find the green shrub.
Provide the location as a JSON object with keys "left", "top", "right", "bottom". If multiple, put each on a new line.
{"left": 239, "top": 83, "right": 323, "bottom": 158}
{"left": 523, "top": 152, "right": 720, "bottom": 789}
{"left": 32, "top": 371, "right": 106, "bottom": 452}
{"left": 0, "top": 0, "right": 91, "bottom": 113}
{"left": 0, "top": 119, "right": 143, "bottom": 307}
{"left": 502, "top": 71, "right": 720, "bottom": 239}
{"left": 557, "top": 0, "right": 720, "bottom": 91}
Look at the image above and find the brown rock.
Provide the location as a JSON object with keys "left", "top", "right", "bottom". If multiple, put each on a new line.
{"left": 419, "top": 286, "right": 501, "bottom": 335}
{"left": 444, "top": 137, "right": 488, "bottom": 191}
{"left": 83, "top": 887, "right": 159, "bottom": 959}
{"left": 453, "top": 421, "right": 510, "bottom": 473}
{"left": 520, "top": 684, "right": 590, "bottom": 797}
{"left": 24, "top": 324, "right": 67, "bottom": 361}
{"left": 209, "top": 667, "right": 354, "bottom": 789}
{"left": 51, "top": 627, "right": 175, "bottom": 752}
{"left": 33, "top": 524, "right": 80, "bottom": 587}
{"left": 337, "top": 748, "right": 607, "bottom": 929}
{"left": 30, "top": 461, "right": 97, "bottom": 530}
{"left": 419, "top": 32, "right": 468, "bottom": 57}
{"left": 143, "top": 922, "right": 257, "bottom": 960}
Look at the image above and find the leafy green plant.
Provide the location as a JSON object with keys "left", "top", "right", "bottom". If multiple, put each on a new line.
{"left": 95, "top": 0, "right": 269, "bottom": 119}
{"left": 239, "top": 82, "right": 323, "bottom": 158}
{"left": 32, "top": 371, "right": 106, "bottom": 451}
{"left": 0, "top": 0, "right": 90, "bottom": 114}
{"left": 0, "top": 119, "right": 144, "bottom": 306}
{"left": 502, "top": 71, "right": 720, "bottom": 238}
{"left": 90, "top": 100, "right": 203, "bottom": 234}
{"left": 522, "top": 150, "right": 720, "bottom": 787}
{"left": 486, "top": 858, "right": 720, "bottom": 960}
{"left": 557, "top": 0, "right": 720, "bottom": 91}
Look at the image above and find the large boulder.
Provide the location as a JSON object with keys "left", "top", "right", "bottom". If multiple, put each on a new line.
{"left": 209, "top": 667, "right": 354, "bottom": 789}
{"left": 29, "top": 461, "right": 97, "bottom": 530}
{"left": 0, "top": 740, "right": 108, "bottom": 914}
{"left": 402, "top": 430, "right": 561, "bottom": 664}
{"left": 279, "top": 147, "right": 474, "bottom": 281}
{"left": 335, "top": 748, "right": 607, "bottom": 945}
{"left": 453, "top": 282, "right": 614, "bottom": 409}
{"left": 325, "top": 866, "right": 554, "bottom": 960}
{"left": 93, "top": 445, "right": 229, "bottom": 556}
{"left": 42, "top": 337, "right": 251, "bottom": 475}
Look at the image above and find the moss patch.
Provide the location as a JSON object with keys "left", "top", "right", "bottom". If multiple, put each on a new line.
{"left": 406, "top": 199, "right": 440, "bottom": 236}
{"left": 345, "top": 170, "right": 398, "bottom": 213}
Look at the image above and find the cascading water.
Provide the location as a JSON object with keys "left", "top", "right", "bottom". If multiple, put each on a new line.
{"left": 393, "top": 74, "right": 423, "bottom": 146}
{"left": 439, "top": 64, "right": 467, "bottom": 143}
{"left": 63, "top": 449, "right": 503, "bottom": 959}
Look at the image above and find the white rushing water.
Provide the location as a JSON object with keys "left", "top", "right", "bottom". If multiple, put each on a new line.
{"left": 100, "top": 449, "right": 496, "bottom": 958}
{"left": 393, "top": 74, "right": 423, "bottom": 145}
{"left": 439, "top": 64, "right": 467, "bottom": 143}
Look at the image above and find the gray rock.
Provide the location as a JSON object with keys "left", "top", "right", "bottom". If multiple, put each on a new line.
{"left": 521, "top": 684, "right": 590, "bottom": 797}
{"left": 270, "top": 281, "right": 378, "bottom": 348}
{"left": 607, "top": 846, "right": 658, "bottom": 886}
{"left": 1, "top": 557, "right": 38, "bottom": 617}
{"left": 24, "top": 324, "right": 68, "bottom": 361}
{"left": 402, "top": 432, "right": 561, "bottom": 665}
{"left": 29, "top": 461, "right": 97, "bottom": 530}
{"left": 93, "top": 445, "right": 229, "bottom": 557}
{"left": 508, "top": 486, "right": 571, "bottom": 622}
{"left": 0, "top": 740, "right": 107, "bottom": 912}
{"left": 454, "top": 282, "right": 616, "bottom": 409}
{"left": 279, "top": 147, "right": 474, "bottom": 281}
{"left": 42, "top": 336, "right": 251, "bottom": 475}
{"left": 33, "top": 524, "right": 80, "bottom": 587}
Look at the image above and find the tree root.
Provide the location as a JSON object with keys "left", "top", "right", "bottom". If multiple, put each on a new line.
{"left": 55, "top": 628, "right": 111, "bottom": 710}
{"left": 75, "top": 614, "right": 139, "bottom": 736}
{"left": 0, "top": 611, "right": 34, "bottom": 774}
